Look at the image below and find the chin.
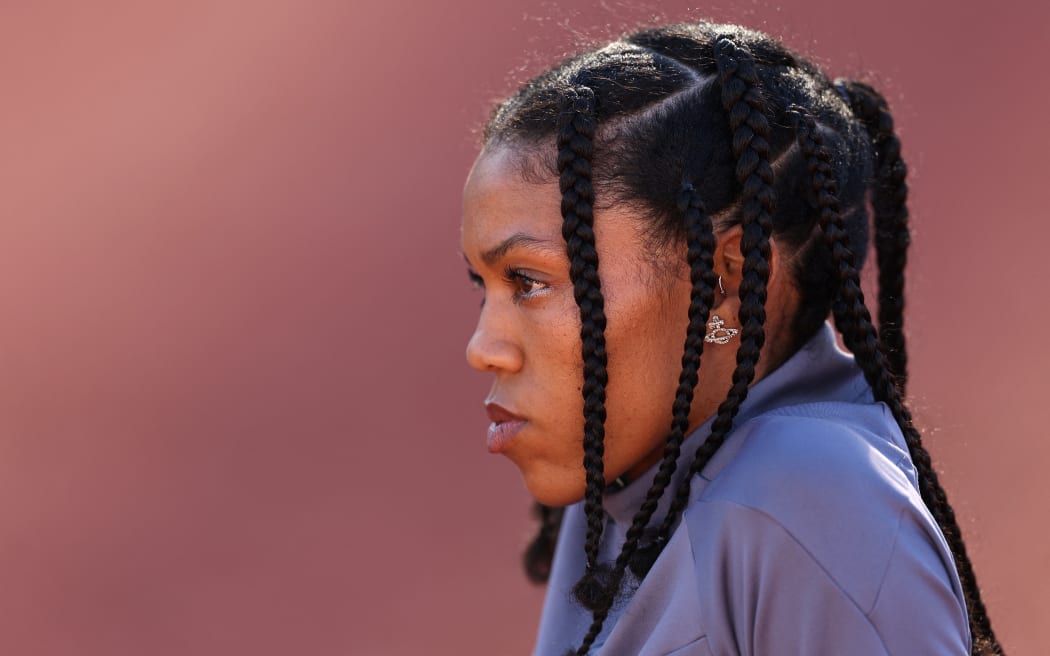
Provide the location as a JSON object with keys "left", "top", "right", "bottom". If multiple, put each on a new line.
{"left": 519, "top": 466, "right": 586, "bottom": 508}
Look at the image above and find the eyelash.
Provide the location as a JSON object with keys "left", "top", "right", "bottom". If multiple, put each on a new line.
{"left": 503, "top": 268, "right": 547, "bottom": 301}
{"left": 466, "top": 268, "right": 549, "bottom": 304}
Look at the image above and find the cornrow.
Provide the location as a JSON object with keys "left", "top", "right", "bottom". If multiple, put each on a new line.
{"left": 837, "top": 80, "right": 911, "bottom": 390}
{"left": 567, "top": 182, "right": 718, "bottom": 655}
{"left": 794, "top": 106, "right": 1003, "bottom": 656}
{"left": 555, "top": 85, "right": 613, "bottom": 607}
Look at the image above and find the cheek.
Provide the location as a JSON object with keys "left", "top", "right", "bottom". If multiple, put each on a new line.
{"left": 509, "top": 298, "right": 590, "bottom": 504}
{"left": 600, "top": 281, "right": 691, "bottom": 463}
{"left": 519, "top": 292, "right": 586, "bottom": 434}
{"left": 524, "top": 290, "right": 584, "bottom": 384}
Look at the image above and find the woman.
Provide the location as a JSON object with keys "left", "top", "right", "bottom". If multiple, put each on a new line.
{"left": 461, "top": 21, "right": 1003, "bottom": 656}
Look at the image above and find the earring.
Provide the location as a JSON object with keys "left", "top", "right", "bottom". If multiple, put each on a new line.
{"left": 717, "top": 276, "right": 727, "bottom": 297}
{"left": 704, "top": 315, "right": 739, "bottom": 345}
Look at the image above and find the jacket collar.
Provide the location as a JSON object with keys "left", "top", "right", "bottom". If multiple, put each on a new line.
{"left": 602, "top": 322, "right": 871, "bottom": 527}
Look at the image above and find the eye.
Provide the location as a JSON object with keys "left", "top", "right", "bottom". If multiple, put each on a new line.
{"left": 504, "top": 268, "right": 549, "bottom": 301}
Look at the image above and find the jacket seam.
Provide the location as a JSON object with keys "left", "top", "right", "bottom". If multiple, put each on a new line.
{"left": 865, "top": 504, "right": 907, "bottom": 616}
{"left": 692, "top": 497, "right": 896, "bottom": 655}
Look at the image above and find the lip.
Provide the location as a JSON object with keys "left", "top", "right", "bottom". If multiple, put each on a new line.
{"left": 484, "top": 401, "right": 527, "bottom": 454}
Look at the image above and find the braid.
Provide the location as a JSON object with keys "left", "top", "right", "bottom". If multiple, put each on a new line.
{"left": 623, "top": 184, "right": 719, "bottom": 579}
{"left": 794, "top": 107, "right": 1003, "bottom": 656}
{"left": 556, "top": 86, "right": 613, "bottom": 608}
{"left": 653, "top": 33, "right": 776, "bottom": 547}
{"left": 569, "top": 183, "right": 719, "bottom": 655}
{"left": 523, "top": 502, "right": 564, "bottom": 583}
{"left": 565, "top": 45, "right": 778, "bottom": 656}
{"left": 837, "top": 80, "right": 911, "bottom": 390}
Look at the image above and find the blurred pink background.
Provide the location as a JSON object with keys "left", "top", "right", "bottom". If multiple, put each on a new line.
{"left": 1, "top": 1, "right": 1046, "bottom": 654}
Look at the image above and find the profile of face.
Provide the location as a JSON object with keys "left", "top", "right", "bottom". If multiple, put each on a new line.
{"left": 462, "top": 146, "right": 766, "bottom": 507}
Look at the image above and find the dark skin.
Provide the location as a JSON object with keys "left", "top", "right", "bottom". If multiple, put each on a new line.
{"left": 463, "top": 145, "right": 802, "bottom": 507}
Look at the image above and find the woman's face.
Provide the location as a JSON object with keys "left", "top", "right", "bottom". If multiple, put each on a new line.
{"left": 461, "top": 146, "right": 709, "bottom": 507}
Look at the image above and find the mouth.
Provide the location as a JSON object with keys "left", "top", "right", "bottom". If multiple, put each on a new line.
{"left": 484, "top": 401, "right": 527, "bottom": 454}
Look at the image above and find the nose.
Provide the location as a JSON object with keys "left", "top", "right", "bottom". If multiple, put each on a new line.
{"left": 465, "top": 309, "right": 524, "bottom": 374}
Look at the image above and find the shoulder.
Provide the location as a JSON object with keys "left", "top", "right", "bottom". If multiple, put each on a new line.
{"left": 676, "top": 407, "right": 969, "bottom": 652}
{"left": 683, "top": 404, "right": 929, "bottom": 611}
{"left": 702, "top": 402, "right": 919, "bottom": 513}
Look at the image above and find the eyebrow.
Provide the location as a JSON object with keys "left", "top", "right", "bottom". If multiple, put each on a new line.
{"left": 477, "top": 233, "right": 562, "bottom": 267}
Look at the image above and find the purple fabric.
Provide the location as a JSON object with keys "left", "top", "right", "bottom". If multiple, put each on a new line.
{"left": 535, "top": 323, "right": 970, "bottom": 655}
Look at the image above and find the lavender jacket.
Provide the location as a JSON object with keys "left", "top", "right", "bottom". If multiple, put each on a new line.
{"left": 535, "top": 323, "right": 970, "bottom": 655}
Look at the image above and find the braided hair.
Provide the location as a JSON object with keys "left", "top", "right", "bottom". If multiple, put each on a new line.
{"left": 482, "top": 21, "right": 1002, "bottom": 656}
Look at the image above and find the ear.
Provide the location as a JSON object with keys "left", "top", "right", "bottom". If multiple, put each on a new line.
{"left": 713, "top": 225, "right": 781, "bottom": 307}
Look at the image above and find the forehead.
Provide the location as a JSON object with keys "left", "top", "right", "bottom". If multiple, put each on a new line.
{"left": 460, "top": 144, "right": 678, "bottom": 287}
{"left": 461, "top": 146, "right": 563, "bottom": 252}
